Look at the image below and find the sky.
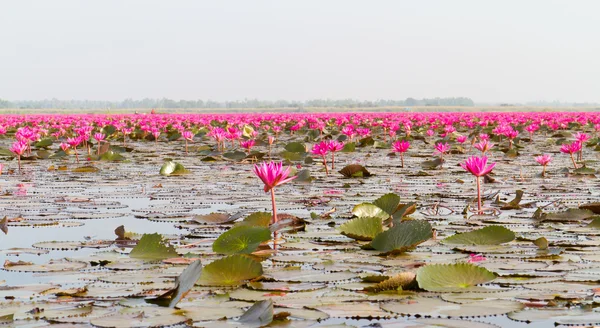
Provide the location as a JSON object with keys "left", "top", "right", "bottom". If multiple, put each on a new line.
{"left": 1, "top": 0, "right": 599, "bottom": 103}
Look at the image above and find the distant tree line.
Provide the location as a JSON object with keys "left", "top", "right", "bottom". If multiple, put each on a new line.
{"left": 0, "top": 97, "right": 475, "bottom": 109}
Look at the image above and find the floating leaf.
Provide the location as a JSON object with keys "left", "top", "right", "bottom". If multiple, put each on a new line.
{"left": 443, "top": 226, "right": 515, "bottom": 245}
{"left": 339, "top": 164, "right": 372, "bottom": 178}
{"left": 0, "top": 216, "right": 7, "bottom": 235}
{"left": 284, "top": 142, "right": 306, "bottom": 153}
{"left": 369, "top": 220, "right": 433, "bottom": 255}
{"left": 580, "top": 202, "right": 600, "bottom": 214}
{"left": 363, "top": 272, "right": 417, "bottom": 293}
{"left": 129, "top": 233, "right": 178, "bottom": 260}
{"left": 159, "top": 161, "right": 189, "bottom": 176}
{"left": 342, "top": 142, "right": 355, "bottom": 152}
{"left": 534, "top": 237, "right": 549, "bottom": 250}
{"left": 351, "top": 203, "right": 389, "bottom": 220}
{"left": 339, "top": 217, "right": 383, "bottom": 241}
{"left": 237, "top": 212, "right": 271, "bottom": 227}
{"left": 421, "top": 158, "right": 443, "bottom": 169}
{"left": 100, "top": 150, "right": 126, "bottom": 161}
{"left": 212, "top": 225, "right": 271, "bottom": 255}
{"left": 238, "top": 300, "right": 273, "bottom": 327}
{"left": 72, "top": 166, "right": 99, "bottom": 173}
{"left": 223, "top": 151, "right": 247, "bottom": 161}
{"left": 33, "top": 138, "right": 53, "bottom": 148}
{"left": 199, "top": 255, "right": 263, "bottom": 286}
{"left": 416, "top": 263, "right": 497, "bottom": 292}
{"left": 373, "top": 193, "right": 401, "bottom": 216}
{"left": 540, "top": 208, "right": 595, "bottom": 222}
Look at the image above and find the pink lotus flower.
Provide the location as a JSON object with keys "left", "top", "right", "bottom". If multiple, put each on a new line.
{"left": 312, "top": 142, "right": 330, "bottom": 175}
{"left": 326, "top": 140, "right": 344, "bottom": 170}
{"left": 434, "top": 142, "right": 450, "bottom": 163}
{"left": 241, "top": 139, "right": 256, "bottom": 153}
{"left": 535, "top": 154, "right": 552, "bottom": 177}
{"left": 93, "top": 133, "right": 106, "bottom": 142}
{"left": 560, "top": 141, "right": 582, "bottom": 169}
{"left": 479, "top": 133, "right": 490, "bottom": 141}
{"left": 468, "top": 253, "right": 487, "bottom": 263}
{"left": 182, "top": 131, "right": 194, "bottom": 141}
{"left": 252, "top": 161, "right": 297, "bottom": 225}
{"left": 60, "top": 142, "right": 70, "bottom": 152}
{"left": 10, "top": 141, "right": 27, "bottom": 171}
{"left": 461, "top": 156, "right": 496, "bottom": 213}
{"left": 392, "top": 140, "right": 410, "bottom": 168}
{"left": 67, "top": 137, "right": 81, "bottom": 163}
{"left": 474, "top": 140, "right": 494, "bottom": 154}
{"left": 426, "top": 129, "right": 435, "bottom": 137}
{"left": 456, "top": 135, "right": 468, "bottom": 144}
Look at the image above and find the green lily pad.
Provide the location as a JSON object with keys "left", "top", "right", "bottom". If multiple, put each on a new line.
{"left": 339, "top": 217, "right": 383, "bottom": 241}
{"left": 369, "top": 220, "right": 433, "bottom": 255}
{"left": 199, "top": 255, "right": 263, "bottom": 286}
{"left": 352, "top": 203, "right": 389, "bottom": 220}
{"left": 416, "top": 263, "right": 497, "bottom": 292}
{"left": 442, "top": 226, "right": 515, "bottom": 245}
{"left": 129, "top": 233, "right": 178, "bottom": 261}
{"left": 339, "top": 164, "right": 372, "bottom": 178}
{"left": 212, "top": 225, "right": 271, "bottom": 255}
{"left": 159, "top": 161, "right": 189, "bottom": 176}
{"left": 284, "top": 142, "right": 306, "bottom": 153}
{"left": 373, "top": 193, "right": 401, "bottom": 216}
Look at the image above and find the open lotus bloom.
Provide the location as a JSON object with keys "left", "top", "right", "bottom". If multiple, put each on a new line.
{"left": 252, "top": 161, "right": 297, "bottom": 192}
{"left": 461, "top": 156, "right": 496, "bottom": 177}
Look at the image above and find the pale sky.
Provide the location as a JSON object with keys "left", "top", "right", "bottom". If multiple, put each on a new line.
{"left": 1, "top": 0, "right": 599, "bottom": 103}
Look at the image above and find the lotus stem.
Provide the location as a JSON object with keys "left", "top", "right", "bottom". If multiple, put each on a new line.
{"left": 270, "top": 188, "right": 277, "bottom": 225}
{"left": 331, "top": 153, "right": 335, "bottom": 170}
{"left": 322, "top": 156, "right": 329, "bottom": 175}
{"left": 570, "top": 154, "right": 578, "bottom": 169}
{"left": 542, "top": 165, "right": 546, "bottom": 177}
{"left": 476, "top": 176, "right": 482, "bottom": 214}
{"left": 400, "top": 153, "right": 404, "bottom": 168}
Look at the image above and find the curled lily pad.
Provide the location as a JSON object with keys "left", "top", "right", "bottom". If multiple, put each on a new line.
{"left": 339, "top": 164, "right": 372, "bottom": 178}
{"left": 159, "top": 161, "right": 189, "bottom": 176}
{"left": 416, "top": 263, "right": 497, "bottom": 292}
{"left": 146, "top": 259, "right": 202, "bottom": 307}
{"left": 363, "top": 272, "right": 417, "bottom": 293}
{"left": 238, "top": 300, "right": 273, "bottom": 327}
{"left": 442, "top": 226, "right": 515, "bottom": 245}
